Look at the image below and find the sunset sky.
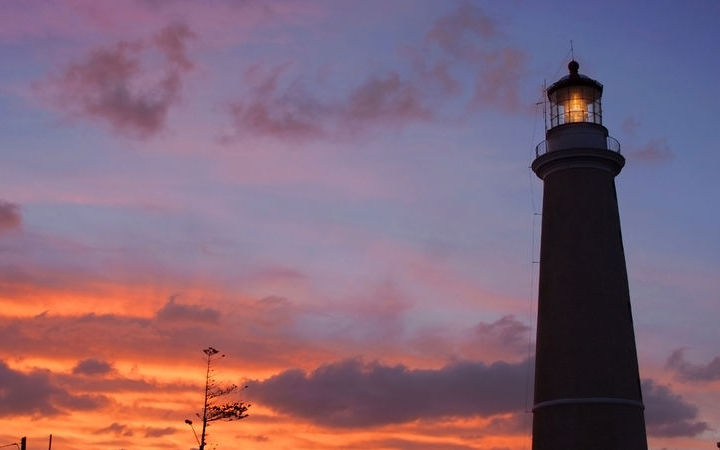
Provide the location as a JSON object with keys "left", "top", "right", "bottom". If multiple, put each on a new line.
{"left": 1, "top": 1, "right": 719, "bottom": 449}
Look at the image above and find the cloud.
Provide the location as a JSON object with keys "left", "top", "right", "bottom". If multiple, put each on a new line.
{"left": 0, "top": 200, "right": 21, "bottom": 233}
{"left": 666, "top": 348, "right": 720, "bottom": 382}
{"left": 228, "top": 64, "right": 326, "bottom": 140}
{"left": 250, "top": 358, "right": 528, "bottom": 427}
{"left": 426, "top": 1, "right": 498, "bottom": 57}
{"left": 471, "top": 315, "right": 530, "bottom": 355}
{"left": 227, "top": 2, "right": 526, "bottom": 142}
{"left": 95, "top": 422, "right": 133, "bottom": 437}
{"left": 72, "top": 358, "right": 115, "bottom": 376}
{"left": 621, "top": 116, "right": 641, "bottom": 136}
{"left": 469, "top": 48, "right": 527, "bottom": 113}
{"left": 630, "top": 138, "right": 674, "bottom": 163}
{"left": 251, "top": 356, "right": 707, "bottom": 439}
{"left": 228, "top": 67, "right": 431, "bottom": 141}
{"left": 155, "top": 295, "right": 221, "bottom": 324}
{"left": 38, "top": 23, "right": 195, "bottom": 138}
{"left": 425, "top": 2, "right": 527, "bottom": 112}
{"left": 154, "top": 23, "right": 196, "bottom": 70}
{"left": 349, "top": 437, "right": 478, "bottom": 450}
{"left": 0, "top": 360, "right": 108, "bottom": 417}
{"left": 344, "top": 72, "right": 432, "bottom": 126}
{"left": 143, "top": 426, "right": 177, "bottom": 438}
{"left": 642, "top": 379, "right": 709, "bottom": 437}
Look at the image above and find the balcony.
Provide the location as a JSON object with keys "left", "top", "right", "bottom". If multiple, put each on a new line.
{"left": 535, "top": 136, "right": 620, "bottom": 158}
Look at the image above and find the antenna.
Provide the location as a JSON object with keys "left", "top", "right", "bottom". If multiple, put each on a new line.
{"left": 570, "top": 40, "right": 574, "bottom": 60}
{"left": 543, "top": 80, "right": 548, "bottom": 131}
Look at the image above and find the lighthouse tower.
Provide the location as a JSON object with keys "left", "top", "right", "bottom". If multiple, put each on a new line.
{"left": 531, "top": 61, "right": 647, "bottom": 449}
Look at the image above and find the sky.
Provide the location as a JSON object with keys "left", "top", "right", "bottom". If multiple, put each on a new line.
{"left": 1, "top": 0, "right": 719, "bottom": 449}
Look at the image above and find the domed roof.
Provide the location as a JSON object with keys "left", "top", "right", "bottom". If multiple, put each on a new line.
{"left": 547, "top": 60, "right": 603, "bottom": 97}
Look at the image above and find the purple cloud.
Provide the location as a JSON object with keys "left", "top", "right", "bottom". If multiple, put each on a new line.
{"left": 642, "top": 379, "right": 708, "bottom": 437}
{"left": 228, "top": 64, "right": 327, "bottom": 140}
{"left": 39, "top": 23, "right": 194, "bottom": 138}
{"left": 0, "top": 360, "right": 108, "bottom": 417}
{"left": 471, "top": 315, "right": 530, "bottom": 355}
{"left": 426, "top": 1, "right": 498, "bottom": 57}
{"left": 154, "top": 23, "right": 195, "bottom": 70}
{"left": 155, "top": 295, "right": 221, "bottom": 324}
{"left": 251, "top": 356, "right": 706, "bottom": 438}
{"left": 72, "top": 358, "right": 114, "bottom": 376}
{"left": 0, "top": 200, "right": 21, "bottom": 233}
{"left": 250, "top": 358, "right": 529, "bottom": 427}
{"left": 344, "top": 72, "right": 432, "bottom": 125}
{"left": 227, "top": 2, "right": 526, "bottom": 142}
{"left": 666, "top": 348, "right": 720, "bottom": 382}
{"left": 95, "top": 422, "right": 133, "bottom": 437}
{"left": 229, "top": 68, "right": 431, "bottom": 140}
{"left": 143, "top": 426, "right": 177, "bottom": 438}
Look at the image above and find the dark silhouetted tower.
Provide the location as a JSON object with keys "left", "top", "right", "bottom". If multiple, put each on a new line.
{"left": 531, "top": 61, "right": 647, "bottom": 449}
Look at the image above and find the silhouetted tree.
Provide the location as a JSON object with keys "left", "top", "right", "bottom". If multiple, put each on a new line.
{"left": 186, "top": 347, "right": 250, "bottom": 450}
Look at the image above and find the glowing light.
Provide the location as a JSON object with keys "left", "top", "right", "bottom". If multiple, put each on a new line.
{"left": 565, "top": 91, "right": 587, "bottom": 123}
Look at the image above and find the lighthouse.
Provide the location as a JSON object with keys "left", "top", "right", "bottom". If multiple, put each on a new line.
{"left": 531, "top": 61, "right": 648, "bottom": 449}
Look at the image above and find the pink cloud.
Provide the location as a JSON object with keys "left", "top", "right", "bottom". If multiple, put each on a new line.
{"left": 344, "top": 72, "right": 432, "bottom": 125}
{"left": 426, "top": 1, "right": 498, "bottom": 57}
{"left": 630, "top": 138, "right": 674, "bottom": 163}
{"left": 226, "top": 2, "right": 527, "bottom": 142}
{"left": 469, "top": 48, "right": 527, "bottom": 113}
{"left": 666, "top": 348, "right": 720, "bottom": 382}
{"left": 229, "top": 65, "right": 327, "bottom": 140}
{"left": 228, "top": 67, "right": 431, "bottom": 141}
{"left": 0, "top": 0, "right": 319, "bottom": 45}
{"left": 0, "top": 200, "right": 21, "bottom": 233}
{"left": 37, "top": 23, "right": 195, "bottom": 138}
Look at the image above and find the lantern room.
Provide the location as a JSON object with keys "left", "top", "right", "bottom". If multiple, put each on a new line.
{"left": 547, "top": 60, "right": 603, "bottom": 128}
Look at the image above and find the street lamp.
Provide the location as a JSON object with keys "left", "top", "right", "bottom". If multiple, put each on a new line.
{"left": 185, "top": 419, "right": 200, "bottom": 447}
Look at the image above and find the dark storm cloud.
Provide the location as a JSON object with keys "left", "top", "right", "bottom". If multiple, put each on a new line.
{"left": 642, "top": 379, "right": 709, "bottom": 437}
{"left": 0, "top": 200, "right": 21, "bottom": 233}
{"left": 666, "top": 348, "right": 720, "bottom": 382}
{"left": 39, "top": 23, "right": 194, "bottom": 138}
{"left": 0, "top": 360, "right": 108, "bottom": 417}
{"left": 250, "top": 358, "right": 529, "bottom": 427}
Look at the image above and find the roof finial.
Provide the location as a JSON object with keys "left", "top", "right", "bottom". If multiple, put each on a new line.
{"left": 568, "top": 60, "right": 579, "bottom": 76}
{"left": 570, "top": 40, "right": 574, "bottom": 60}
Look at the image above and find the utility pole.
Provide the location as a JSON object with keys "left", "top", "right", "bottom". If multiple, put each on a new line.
{"left": 19, "top": 437, "right": 25, "bottom": 450}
